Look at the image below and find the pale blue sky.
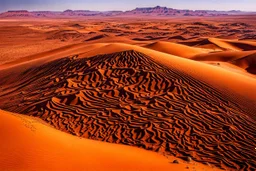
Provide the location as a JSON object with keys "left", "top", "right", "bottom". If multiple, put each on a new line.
{"left": 1, "top": 0, "right": 255, "bottom": 12}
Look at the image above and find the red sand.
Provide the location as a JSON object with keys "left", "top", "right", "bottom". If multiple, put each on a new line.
{"left": 0, "top": 17, "right": 256, "bottom": 171}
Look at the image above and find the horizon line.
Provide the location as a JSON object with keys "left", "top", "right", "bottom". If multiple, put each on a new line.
{"left": 1, "top": 5, "right": 256, "bottom": 13}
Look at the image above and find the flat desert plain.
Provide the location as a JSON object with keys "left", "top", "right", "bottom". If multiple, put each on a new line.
{"left": 0, "top": 16, "right": 256, "bottom": 171}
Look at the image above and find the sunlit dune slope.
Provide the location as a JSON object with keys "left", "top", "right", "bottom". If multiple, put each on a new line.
{"left": 144, "top": 41, "right": 210, "bottom": 58}
{"left": 214, "top": 38, "right": 256, "bottom": 51}
{"left": 190, "top": 49, "right": 256, "bottom": 75}
{"left": 4, "top": 42, "right": 256, "bottom": 102}
{"left": 2, "top": 109, "right": 210, "bottom": 171}
{"left": 191, "top": 50, "right": 256, "bottom": 62}
{"left": 0, "top": 50, "right": 255, "bottom": 170}
{"left": 180, "top": 38, "right": 256, "bottom": 51}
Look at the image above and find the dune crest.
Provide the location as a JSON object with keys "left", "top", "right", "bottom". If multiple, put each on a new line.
{"left": 144, "top": 41, "right": 210, "bottom": 58}
{"left": 230, "top": 52, "right": 256, "bottom": 74}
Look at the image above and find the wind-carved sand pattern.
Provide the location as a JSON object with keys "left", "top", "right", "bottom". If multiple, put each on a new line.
{"left": 0, "top": 50, "right": 255, "bottom": 170}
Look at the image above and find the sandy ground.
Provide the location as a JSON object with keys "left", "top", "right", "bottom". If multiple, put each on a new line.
{"left": 0, "top": 110, "right": 222, "bottom": 171}
{"left": 0, "top": 16, "right": 256, "bottom": 171}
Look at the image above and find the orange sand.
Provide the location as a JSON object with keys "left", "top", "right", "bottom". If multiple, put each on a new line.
{"left": 0, "top": 16, "right": 256, "bottom": 171}
{"left": 0, "top": 110, "right": 220, "bottom": 171}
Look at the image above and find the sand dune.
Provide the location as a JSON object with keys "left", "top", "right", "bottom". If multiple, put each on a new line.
{"left": 85, "top": 34, "right": 109, "bottom": 41}
{"left": 1, "top": 17, "right": 256, "bottom": 171}
{"left": 191, "top": 48, "right": 256, "bottom": 75}
{"left": 0, "top": 50, "right": 255, "bottom": 170}
{"left": 144, "top": 41, "right": 210, "bottom": 58}
{"left": 1, "top": 17, "right": 256, "bottom": 64}
{"left": 1, "top": 42, "right": 256, "bottom": 105}
{"left": 192, "top": 50, "right": 256, "bottom": 61}
{"left": 133, "top": 36, "right": 167, "bottom": 41}
{"left": 230, "top": 52, "right": 256, "bottom": 74}
{"left": 208, "top": 38, "right": 242, "bottom": 51}
{"left": 2, "top": 109, "right": 215, "bottom": 171}
{"left": 168, "top": 35, "right": 188, "bottom": 41}
{"left": 180, "top": 39, "right": 225, "bottom": 51}
{"left": 181, "top": 38, "right": 256, "bottom": 51}
{"left": 209, "top": 38, "right": 256, "bottom": 51}
{"left": 69, "top": 43, "right": 256, "bottom": 103}
{"left": 46, "top": 30, "right": 87, "bottom": 41}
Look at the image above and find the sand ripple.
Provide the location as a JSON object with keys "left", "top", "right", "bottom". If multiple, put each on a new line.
{"left": 0, "top": 50, "right": 255, "bottom": 170}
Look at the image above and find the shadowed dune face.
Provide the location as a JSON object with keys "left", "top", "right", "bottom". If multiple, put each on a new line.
{"left": 85, "top": 34, "right": 109, "bottom": 41}
{"left": 230, "top": 53, "right": 256, "bottom": 74}
{"left": 0, "top": 50, "right": 255, "bottom": 170}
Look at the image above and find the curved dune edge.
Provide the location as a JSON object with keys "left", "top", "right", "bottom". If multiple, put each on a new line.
{"left": 179, "top": 38, "right": 256, "bottom": 51}
{"left": 210, "top": 38, "right": 256, "bottom": 51}
{"left": 1, "top": 40, "right": 255, "bottom": 76}
{"left": 0, "top": 43, "right": 256, "bottom": 121}
{"left": 191, "top": 50, "right": 256, "bottom": 62}
{"left": 78, "top": 43, "right": 256, "bottom": 103}
{"left": 190, "top": 50, "right": 256, "bottom": 77}
{"left": 0, "top": 110, "right": 220, "bottom": 171}
{"left": 1, "top": 42, "right": 255, "bottom": 103}
{"left": 230, "top": 53, "right": 256, "bottom": 74}
{"left": 144, "top": 41, "right": 211, "bottom": 58}
{"left": 208, "top": 38, "right": 242, "bottom": 51}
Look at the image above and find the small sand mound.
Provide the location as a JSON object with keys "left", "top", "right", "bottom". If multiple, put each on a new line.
{"left": 85, "top": 34, "right": 109, "bottom": 41}
{"left": 47, "top": 30, "right": 86, "bottom": 41}
{"left": 70, "top": 23, "right": 85, "bottom": 29}
{"left": 168, "top": 35, "right": 187, "bottom": 41}
{"left": 132, "top": 36, "right": 166, "bottom": 41}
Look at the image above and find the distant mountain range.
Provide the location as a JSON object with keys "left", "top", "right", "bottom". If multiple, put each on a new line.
{"left": 0, "top": 6, "right": 254, "bottom": 18}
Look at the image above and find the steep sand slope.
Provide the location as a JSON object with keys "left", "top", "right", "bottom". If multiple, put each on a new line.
{"left": 144, "top": 41, "right": 210, "bottom": 58}
{"left": 1, "top": 43, "right": 256, "bottom": 110}
{"left": 180, "top": 39, "right": 226, "bottom": 51}
{"left": 208, "top": 38, "right": 243, "bottom": 51}
{"left": 191, "top": 50, "right": 256, "bottom": 62}
{"left": 1, "top": 110, "right": 219, "bottom": 171}
{"left": 0, "top": 50, "right": 255, "bottom": 170}
{"left": 230, "top": 52, "right": 256, "bottom": 74}
{"left": 1, "top": 42, "right": 256, "bottom": 103}
{"left": 181, "top": 38, "right": 256, "bottom": 51}
{"left": 79, "top": 43, "right": 256, "bottom": 103}
{"left": 191, "top": 50, "right": 256, "bottom": 76}
{"left": 212, "top": 38, "right": 256, "bottom": 51}
{"left": 199, "top": 61, "right": 256, "bottom": 79}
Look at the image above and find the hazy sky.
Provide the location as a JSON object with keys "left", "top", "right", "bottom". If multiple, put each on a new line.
{"left": 1, "top": 0, "right": 255, "bottom": 12}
